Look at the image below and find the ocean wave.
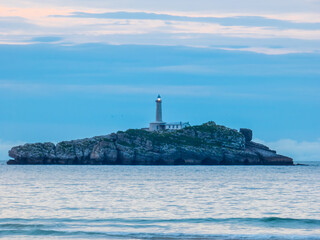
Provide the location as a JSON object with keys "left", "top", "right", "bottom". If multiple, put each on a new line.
{"left": 0, "top": 229, "right": 320, "bottom": 240}
{"left": 0, "top": 217, "right": 320, "bottom": 239}
{"left": 1, "top": 217, "right": 319, "bottom": 223}
{"left": 0, "top": 217, "right": 319, "bottom": 229}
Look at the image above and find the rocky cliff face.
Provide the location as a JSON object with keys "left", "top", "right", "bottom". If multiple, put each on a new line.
{"left": 7, "top": 122, "right": 293, "bottom": 165}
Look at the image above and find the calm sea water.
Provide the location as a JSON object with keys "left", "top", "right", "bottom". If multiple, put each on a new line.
{"left": 0, "top": 162, "right": 319, "bottom": 240}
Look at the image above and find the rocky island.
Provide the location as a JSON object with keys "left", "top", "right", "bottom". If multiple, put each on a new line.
{"left": 7, "top": 122, "right": 293, "bottom": 165}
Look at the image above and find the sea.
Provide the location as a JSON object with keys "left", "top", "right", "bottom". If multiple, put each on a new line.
{"left": 0, "top": 161, "right": 319, "bottom": 240}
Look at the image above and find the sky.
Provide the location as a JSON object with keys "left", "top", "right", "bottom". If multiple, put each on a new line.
{"left": 0, "top": 0, "right": 320, "bottom": 162}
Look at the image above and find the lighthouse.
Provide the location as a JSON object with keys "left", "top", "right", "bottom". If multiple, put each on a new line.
{"left": 148, "top": 95, "right": 190, "bottom": 131}
{"left": 149, "top": 95, "right": 166, "bottom": 131}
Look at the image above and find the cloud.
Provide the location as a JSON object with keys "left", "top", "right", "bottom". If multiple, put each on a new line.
{"left": 217, "top": 46, "right": 314, "bottom": 55}
{"left": 2, "top": 79, "right": 319, "bottom": 101}
{"left": 1, "top": 7, "right": 320, "bottom": 53}
{"left": 255, "top": 138, "right": 320, "bottom": 162}
{"left": 0, "top": 82, "right": 212, "bottom": 96}
{"left": 3, "top": 0, "right": 320, "bottom": 14}
{"left": 57, "top": 11, "right": 320, "bottom": 30}
{"left": 29, "top": 36, "right": 63, "bottom": 43}
{"left": 0, "top": 81, "right": 274, "bottom": 100}
{"left": 0, "top": 16, "right": 37, "bottom": 31}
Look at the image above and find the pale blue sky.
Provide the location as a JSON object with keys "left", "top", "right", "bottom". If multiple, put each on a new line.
{"left": 0, "top": 0, "right": 320, "bottom": 161}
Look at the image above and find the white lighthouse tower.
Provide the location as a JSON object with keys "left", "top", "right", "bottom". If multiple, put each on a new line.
{"left": 156, "top": 94, "right": 163, "bottom": 122}
{"left": 149, "top": 95, "right": 166, "bottom": 131}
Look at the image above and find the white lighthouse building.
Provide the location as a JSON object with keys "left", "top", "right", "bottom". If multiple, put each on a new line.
{"left": 149, "top": 95, "right": 190, "bottom": 131}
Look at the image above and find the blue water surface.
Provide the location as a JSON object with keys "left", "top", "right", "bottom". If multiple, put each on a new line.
{"left": 0, "top": 162, "right": 319, "bottom": 239}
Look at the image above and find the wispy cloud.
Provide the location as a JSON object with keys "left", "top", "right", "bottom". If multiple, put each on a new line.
{"left": 1, "top": 5, "right": 320, "bottom": 54}
{"left": 29, "top": 36, "right": 63, "bottom": 43}
{"left": 0, "top": 81, "right": 211, "bottom": 96}
{"left": 1, "top": 80, "right": 320, "bottom": 101}
{"left": 58, "top": 11, "right": 320, "bottom": 30}
{"left": 0, "top": 81, "right": 271, "bottom": 99}
{"left": 3, "top": 0, "right": 320, "bottom": 16}
{"left": 218, "top": 47, "right": 315, "bottom": 55}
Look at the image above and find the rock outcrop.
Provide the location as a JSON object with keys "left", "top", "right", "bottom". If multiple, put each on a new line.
{"left": 240, "top": 128, "right": 253, "bottom": 142}
{"left": 7, "top": 122, "right": 293, "bottom": 165}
